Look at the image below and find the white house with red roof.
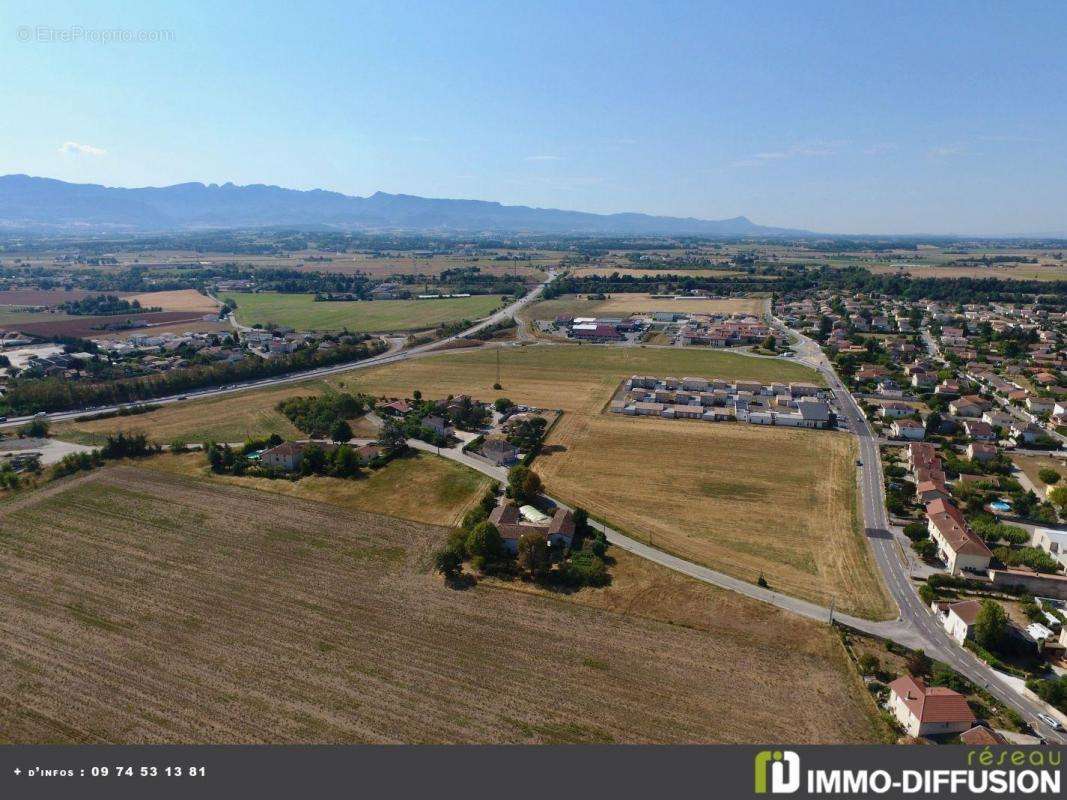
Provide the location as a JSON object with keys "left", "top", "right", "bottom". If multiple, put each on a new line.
{"left": 888, "top": 676, "right": 976, "bottom": 737}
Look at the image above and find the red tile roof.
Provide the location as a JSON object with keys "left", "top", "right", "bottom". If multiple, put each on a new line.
{"left": 890, "top": 676, "right": 976, "bottom": 725}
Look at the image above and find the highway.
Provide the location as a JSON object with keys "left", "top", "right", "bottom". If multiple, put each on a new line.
{"left": 0, "top": 272, "right": 556, "bottom": 432}
{"left": 775, "top": 317, "right": 1066, "bottom": 742}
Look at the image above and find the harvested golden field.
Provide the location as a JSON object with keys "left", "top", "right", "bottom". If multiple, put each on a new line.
{"left": 570, "top": 267, "right": 747, "bottom": 279}
{"left": 0, "top": 466, "right": 879, "bottom": 744}
{"left": 523, "top": 293, "right": 766, "bottom": 320}
{"left": 865, "top": 263, "right": 1067, "bottom": 282}
{"left": 57, "top": 345, "right": 820, "bottom": 444}
{"left": 54, "top": 381, "right": 323, "bottom": 445}
{"left": 332, "top": 344, "right": 821, "bottom": 415}
{"left": 147, "top": 449, "right": 492, "bottom": 527}
{"left": 534, "top": 413, "right": 893, "bottom": 620}
{"left": 127, "top": 289, "right": 220, "bottom": 312}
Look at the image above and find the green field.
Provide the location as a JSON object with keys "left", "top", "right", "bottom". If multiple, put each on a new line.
{"left": 221, "top": 292, "right": 504, "bottom": 332}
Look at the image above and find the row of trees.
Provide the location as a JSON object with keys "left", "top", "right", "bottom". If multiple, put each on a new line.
{"left": 2, "top": 336, "right": 387, "bottom": 415}
{"left": 277, "top": 392, "right": 370, "bottom": 439}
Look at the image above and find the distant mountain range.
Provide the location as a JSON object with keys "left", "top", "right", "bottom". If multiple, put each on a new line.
{"left": 0, "top": 174, "right": 806, "bottom": 236}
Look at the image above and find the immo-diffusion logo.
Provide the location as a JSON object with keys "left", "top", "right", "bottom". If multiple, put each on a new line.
{"left": 755, "top": 750, "right": 801, "bottom": 794}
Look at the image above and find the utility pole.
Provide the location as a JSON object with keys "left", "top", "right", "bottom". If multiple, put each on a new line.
{"left": 828, "top": 596, "right": 835, "bottom": 626}
{"left": 496, "top": 347, "right": 501, "bottom": 387}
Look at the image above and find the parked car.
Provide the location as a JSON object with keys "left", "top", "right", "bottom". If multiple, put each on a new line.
{"left": 1038, "top": 713, "right": 1063, "bottom": 732}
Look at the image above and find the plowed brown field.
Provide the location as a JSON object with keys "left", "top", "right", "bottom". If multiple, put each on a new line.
{"left": 0, "top": 466, "right": 880, "bottom": 744}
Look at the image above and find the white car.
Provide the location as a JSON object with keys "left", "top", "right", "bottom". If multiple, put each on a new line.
{"left": 1037, "top": 713, "right": 1063, "bottom": 732}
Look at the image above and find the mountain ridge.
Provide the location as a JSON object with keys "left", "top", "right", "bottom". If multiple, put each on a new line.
{"left": 0, "top": 174, "right": 806, "bottom": 236}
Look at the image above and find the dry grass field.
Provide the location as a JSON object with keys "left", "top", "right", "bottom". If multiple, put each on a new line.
{"left": 535, "top": 413, "right": 892, "bottom": 619}
{"left": 522, "top": 293, "right": 766, "bottom": 321}
{"left": 127, "top": 289, "right": 220, "bottom": 312}
{"left": 47, "top": 345, "right": 890, "bottom": 617}
{"left": 1012, "top": 453, "right": 1066, "bottom": 493}
{"left": 54, "top": 344, "right": 823, "bottom": 446}
{"left": 55, "top": 381, "right": 323, "bottom": 445}
{"left": 147, "top": 449, "right": 492, "bottom": 528}
{"left": 0, "top": 466, "right": 881, "bottom": 744}
{"left": 866, "top": 263, "right": 1067, "bottom": 281}
{"left": 570, "top": 267, "right": 748, "bottom": 279}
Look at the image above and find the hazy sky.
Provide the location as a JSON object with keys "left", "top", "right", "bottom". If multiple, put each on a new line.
{"left": 2, "top": 1, "right": 1065, "bottom": 235}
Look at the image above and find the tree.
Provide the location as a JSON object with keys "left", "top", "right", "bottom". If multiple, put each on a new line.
{"left": 924, "top": 412, "right": 943, "bottom": 437}
{"left": 300, "top": 443, "right": 327, "bottom": 476}
{"left": 465, "top": 521, "right": 504, "bottom": 568}
{"left": 905, "top": 648, "right": 932, "bottom": 677}
{"left": 433, "top": 547, "right": 463, "bottom": 580}
{"left": 857, "top": 653, "right": 880, "bottom": 675}
{"left": 18, "top": 419, "right": 50, "bottom": 438}
{"left": 379, "top": 419, "right": 408, "bottom": 456}
{"left": 331, "top": 444, "right": 361, "bottom": 477}
{"left": 329, "top": 418, "right": 353, "bottom": 443}
{"left": 912, "top": 539, "right": 936, "bottom": 560}
{"left": 1048, "top": 485, "right": 1067, "bottom": 512}
{"left": 494, "top": 397, "right": 513, "bottom": 413}
{"left": 517, "top": 532, "right": 551, "bottom": 578}
{"left": 507, "top": 464, "right": 542, "bottom": 505}
{"left": 973, "top": 600, "right": 1009, "bottom": 653}
{"left": 1038, "top": 468, "right": 1061, "bottom": 486}
{"left": 761, "top": 334, "right": 776, "bottom": 352}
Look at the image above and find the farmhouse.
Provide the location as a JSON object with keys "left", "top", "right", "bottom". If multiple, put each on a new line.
{"left": 421, "top": 415, "right": 455, "bottom": 438}
{"left": 488, "top": 503, "right": 576, "bottom": 554}
{"left": 887, "top": 676, "right": 975, "bottom": 738}
{"left": 480, "top": 435, "right": 519, "bottom": 466}
{"left": 260, "top": 441, "right": 338, "bottom": 472}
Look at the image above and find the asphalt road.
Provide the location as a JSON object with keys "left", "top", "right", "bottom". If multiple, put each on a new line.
{"left": 776, "top": 318, "right": 1066, "bottom": 742}
{"left": 0, "top": 272, "right": 556, "bottom": 432}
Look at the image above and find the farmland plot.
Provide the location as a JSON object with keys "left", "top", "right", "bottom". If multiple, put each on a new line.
{"left": 0, "top": 466, "right": 880, "bottom": 744}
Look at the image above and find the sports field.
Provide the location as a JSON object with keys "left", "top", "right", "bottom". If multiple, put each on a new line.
{"left": 220, "top": 291, "right": 504, "bottom": 332}
{"left": 0, "top": 466, "right": 881, "bottom": 744}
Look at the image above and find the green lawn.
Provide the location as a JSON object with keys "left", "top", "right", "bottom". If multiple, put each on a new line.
{"left": 221, "top": 292, "right": 504, "bottom": 332}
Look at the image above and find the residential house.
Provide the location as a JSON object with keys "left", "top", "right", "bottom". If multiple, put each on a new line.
{"left": 963, "top": 420, "right": 996, "bottom": 441}
{"left": 260, "top": 441, "right": 337, "bottom": 472}
{"left": 887, "top": 676, "right": 976, "bottom": 738}
{"left": 892, "top": 419, "right": 926, "bottom": 440}
{"left": 481, "top": 435, "right": 520, "bottom": 466}
{"left": 421, "top": 415, "right": 454, "bottom": 438}
{"left": 1033, "top": 528, "right": 1067, "bottom": 570}
{"left": 379, "top": 399, "right": 412, "bottom": 417}
{"left": 959, "top": 726, "right": 1007, "bottom": 746}
{"left": 1011, "top": 421, "right": 1045, "bottom": 445}
{"left": 1027, "top": 396, "right": 1055, "bottom": 415}
{"left": 916, "top": 480, "right": 952, "bottom": 504}
{"left": 488, "top": 502, "right": 576, "bottom": 554}
{"left": 942, "top": 599, "right": 981, "bottom": 645}
{"left": 949, "top": 398, "right": 983, "bottom": 418}
{"left": 926, "top": 498, "right": 993, "bottom": 575}
{"left": 966, "top": 443, "right": 998, "bottom": 464}
{"left": 880, "top": 402, "right": 915, "bottom": 419}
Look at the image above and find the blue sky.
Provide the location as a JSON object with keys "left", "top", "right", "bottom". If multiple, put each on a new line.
{"left": 2, "top": 0, "right": 1065, "bottom": 235}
